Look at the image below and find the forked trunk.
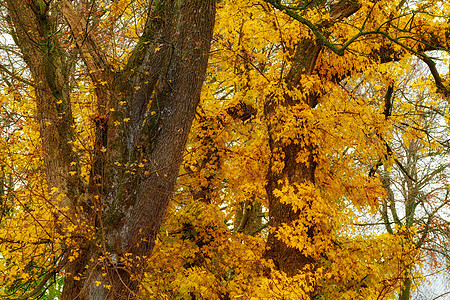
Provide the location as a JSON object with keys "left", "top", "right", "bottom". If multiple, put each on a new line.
{"left": 6, "top": 0, "right": 216, "bottom": 298}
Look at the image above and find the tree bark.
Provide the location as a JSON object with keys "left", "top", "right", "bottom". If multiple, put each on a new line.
{"left": 263, "top": 37, "right": 322, "bottom": 277}
{"left": 263, "top": 0, "right": 361, "bottom": 280}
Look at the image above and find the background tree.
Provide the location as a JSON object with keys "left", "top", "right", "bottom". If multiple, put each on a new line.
{"left": 141, "top": 0, "right": 450, "bottom": 299}
{"left": 252, "top": 1, "right": 450, "bottom": 297}
{"left": 378, "top": 63, "right": 450, "bottom": 299}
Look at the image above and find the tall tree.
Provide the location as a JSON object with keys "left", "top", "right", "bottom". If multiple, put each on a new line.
{"left": 261, "top": 0, "right": 450, "bottom": 287}
{"left": 378, "top": 74, "right": 450, "bottom": 299}
{"left": 262, "top": 0, "right": 361, "bottom": 280}
{"left": 2, "top": 0, "right": 216, "bottom": 299}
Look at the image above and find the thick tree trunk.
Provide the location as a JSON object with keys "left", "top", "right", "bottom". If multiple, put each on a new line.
{"left": 6, "top": 0, "right": 216, "bottom": 299}
{"left": 64, "top": 1, "right": 217, "bottom": 298}
{"left": 262, "top": 0, "right": 361, "bottom": 283}
{"left": 263, "top": 38, "right": 321, "bottom": 277}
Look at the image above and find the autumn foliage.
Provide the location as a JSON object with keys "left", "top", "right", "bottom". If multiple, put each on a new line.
{"left": 0, "top": 0, "right": 450, "bottom": 299}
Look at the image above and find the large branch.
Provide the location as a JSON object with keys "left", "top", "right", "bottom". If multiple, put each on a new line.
{"left": 119, "top": 2, "right": 177, "bottom": 150}
{"left": 59, "top": 0, "right": 114, "bottom": 112}
{"left": 5, "top": 0, "right": 81, "bottom": 211}
{"left": 283, "top": 0, "right": 362, "bottom": 88}
{"left": 121, "top": 0, "right": 217, "bottom": 256}
{"left": 267, "top": 0, "right": 450, "bottom": 94}
{"left": 59, "top": 0, "right": 110, "bottom": 75}
{"left": 264, "top": 0, "right": 361, "bottom": 56}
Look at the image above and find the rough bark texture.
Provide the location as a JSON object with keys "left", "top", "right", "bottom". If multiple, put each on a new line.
{"left": 263, "top": 0, "right": 361, "bottom": 281}
{"left": 5, "top": 0, "right": 79, "bottom": 215}
{"left": 263, "top": 37, "right": 321, "bottom": 277}
{"left": 5, "top": 0, "right": 216, "bottom": 299}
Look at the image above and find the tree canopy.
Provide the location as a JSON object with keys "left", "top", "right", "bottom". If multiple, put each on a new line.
{"left": 0, "top": 0, "right": 450, "bottom": 299}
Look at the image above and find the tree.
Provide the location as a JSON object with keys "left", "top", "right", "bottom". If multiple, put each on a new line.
{"left": 376, "top": 63, "right": 450, "bottom": 299}
{"left": 1, "top": 0, "right": 450, "bottom": 299}
{"left": 140, "top": 0, "right": 450, "bottom": 298}
{"left": 1, "top": 0, "right": 216, "bottom": 299}
{"left": 252, "top": 1, "right": 450, "bottom": 297}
